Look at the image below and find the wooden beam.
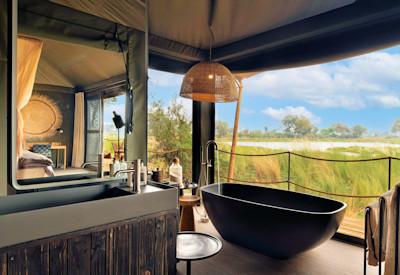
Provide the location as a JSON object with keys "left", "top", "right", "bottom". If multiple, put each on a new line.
{"left": 227, "top": 79, "right": 243, "bottom": 182}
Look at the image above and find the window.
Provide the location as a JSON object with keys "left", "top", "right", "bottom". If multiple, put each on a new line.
{"left": 147, "top": 69, "right": 192, "bottom": 182}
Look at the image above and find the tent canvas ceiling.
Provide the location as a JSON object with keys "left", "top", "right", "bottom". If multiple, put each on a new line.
{"left": 52, "top": 0, "right": 355, "bottom": 49}
{"left": 18, "top": 0, "right": 400, "bottom": 74}
{"left": 35, "top": 38, "right": 125, "bottom": 88}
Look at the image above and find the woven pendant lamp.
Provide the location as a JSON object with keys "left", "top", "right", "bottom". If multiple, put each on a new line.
{"left": 180, "top": 61, "right": 238, "bottom": 103}
{"left": 180, "top": 19, "right": 238, "bottom": 103}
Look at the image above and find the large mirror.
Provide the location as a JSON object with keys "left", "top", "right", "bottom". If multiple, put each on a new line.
{"left": 15, "top": 35, "right": 128, "bottom": 187}
{"left": 8, "top": 0, "right": 146, "bottom": 193}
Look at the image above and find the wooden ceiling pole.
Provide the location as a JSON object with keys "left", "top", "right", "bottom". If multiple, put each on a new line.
{"left": 227, "top": 78, "right": 243, "bottom": 182}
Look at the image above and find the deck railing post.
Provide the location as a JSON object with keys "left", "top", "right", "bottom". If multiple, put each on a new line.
{"left": 287, "top": 152, "right": 291, "bottom": 191}
{"left": 388, "top": 157, "right": 392, "bottom": 191}
{"left": 364, "top": 207, "right": 370, "bottom": 275}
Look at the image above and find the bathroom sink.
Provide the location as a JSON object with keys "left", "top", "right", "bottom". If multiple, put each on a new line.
{"left": 0, "top": 184, "right": 133, "bottom": 215}
{"left": 0, "top": 181, "right": 178, "bottom": 249}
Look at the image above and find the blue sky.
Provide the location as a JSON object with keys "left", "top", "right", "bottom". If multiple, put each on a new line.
{"left": 107, "top": 45, "right": 400, "bottom": 134}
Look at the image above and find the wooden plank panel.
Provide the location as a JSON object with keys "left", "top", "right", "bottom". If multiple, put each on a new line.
{"left": 106, "top": 228, "right": 114, "bottom": 275}
{"left": 130, "top": 221, "right": 139, "bottom": 275}
{"left": 1, "top": 211, "right": 178, "bottom": 275}
{"left": 68, "top": 234, "right": 91, "bottom": 275}
{"left": 25, "top": 245, "right": 49, "bottom": 275}
{"left": 91, "top": 231, "right": 106, "bottom": 275}
{"left": 7, "top": 249, "right": 25, "bottom": 275}
{"left": 113, "top": 225, "right": 130, "bottom": 275}
{"left": 154, "top": 215, "right": 166, "bottom": 275}
{"left": 49, "top": 240, "right": 67, "bottom": 275}
{"left": 7, "top": 245, "right": 49, "bottom": 275}
{"left": 0, "top": 253, "right": 6, "bottom": 275}
{"left": 139, "top": 217, "right": 155, "bottom": 275}
{"left": 166, "top": 212, "right": 178, "bottom": 275}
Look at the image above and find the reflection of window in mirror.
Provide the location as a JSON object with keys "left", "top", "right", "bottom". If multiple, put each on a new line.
{"left": 15, "top": 36, "right": 127, "bottom": 185}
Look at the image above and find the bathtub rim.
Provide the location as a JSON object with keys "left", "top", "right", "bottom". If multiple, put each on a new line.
{"left": 201, "top": 183, "right": 347, "bottom": 216}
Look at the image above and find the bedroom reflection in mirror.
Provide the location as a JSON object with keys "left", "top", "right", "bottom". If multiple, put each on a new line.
{"left": 15, "top": 35, "right": 127, "bottom": 185}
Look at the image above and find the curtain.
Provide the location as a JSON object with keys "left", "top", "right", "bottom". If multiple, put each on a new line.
{"left": 16, "top": 36, "right": 43, "bottom": 158}
{"left": 72, "top": 92, "right": 85, "bottom": 167}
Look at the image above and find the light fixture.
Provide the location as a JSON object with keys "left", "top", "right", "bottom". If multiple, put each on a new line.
{"left": 180, "top": 23, "right": 238, "bottom": 103}
{"left": 112, "top": 111, "right": 125, "bottom": 160}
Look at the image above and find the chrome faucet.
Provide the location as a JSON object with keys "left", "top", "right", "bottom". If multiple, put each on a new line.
{"left": 114, "top": 159, "right": 141, "bottom": 193}
{"left": 81, "top": 153, "right": 104, "bottom": 178}
{"left": 114, "top": 169, "right": 135, "bottom": 188}
{"left": 204, "top": 140, "right": 220, "bottom": 185}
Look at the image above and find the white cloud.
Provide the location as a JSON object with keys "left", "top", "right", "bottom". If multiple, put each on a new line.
{"left": 148, "top": 69, "right": 183, "bottom": 88}
{"left": 368, "top": 95, "right": 400, "bottom": 108}
{"left": 262, "top": 106, "right": 321, "bottom": 124}
{"left": 244, "top": 51, "right": 400, "bottom": 110}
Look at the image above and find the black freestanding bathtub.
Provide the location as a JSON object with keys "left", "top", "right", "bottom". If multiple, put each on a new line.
{"left": 201, "top": 183, "right": 346, "bottom": 259}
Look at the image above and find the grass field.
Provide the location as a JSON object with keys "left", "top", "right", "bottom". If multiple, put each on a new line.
{"left": 215, "top": 140, "right": 400, "bottom": 221}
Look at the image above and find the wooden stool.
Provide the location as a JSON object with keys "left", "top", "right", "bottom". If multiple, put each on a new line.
{"left": 179, "top": 195, "right": 201, "bottom": 231}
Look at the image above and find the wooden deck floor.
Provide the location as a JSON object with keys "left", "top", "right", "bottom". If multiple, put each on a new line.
{"left": 339, "top": 216, "right": 365, "bottom": 239}
{"left": 177, "top": 208, "right": 378, "bottom": 275}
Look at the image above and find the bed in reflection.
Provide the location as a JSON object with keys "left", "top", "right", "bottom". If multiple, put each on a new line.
{"left": 17, "top": 150, "right": 55, "bottom": 179}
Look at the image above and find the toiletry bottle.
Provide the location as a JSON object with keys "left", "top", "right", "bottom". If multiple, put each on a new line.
{"left": 169, "top": 157, "right": 183, "bottom": 187}
{"left": 119, "top": 156, "right": 127, "bottom": 178}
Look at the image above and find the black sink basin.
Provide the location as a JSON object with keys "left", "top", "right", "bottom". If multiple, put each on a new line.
{"left": 0, "top": 185, "right": 133, "bottom": 215}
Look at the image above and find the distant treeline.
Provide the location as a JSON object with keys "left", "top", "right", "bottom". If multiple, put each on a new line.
{"left": 216, "top": 115, "right": 400, "bottom": 139}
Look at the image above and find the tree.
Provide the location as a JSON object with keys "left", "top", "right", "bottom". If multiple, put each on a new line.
{"left": 332, "top": 123, "right": 351, "bottom": 138}
{"left": 239, "top": 128, "right": 249, "bottom": 137}
{"left": 216, "top": 121, "right": 230, "bottom": 138}
{"left": 351, "top": 125, "right": 367, "bottom": 138}
{"left": 148, "top": 99, "right": 192, "bottom": 179}
{"left": 392, "top": 119, "right": 400, "bottom": 135}
{"left": 319, "top": 127, "right": 335, "bottom": 137}
{"left": 281, "top": 115, "right": 315, "bottom": 137}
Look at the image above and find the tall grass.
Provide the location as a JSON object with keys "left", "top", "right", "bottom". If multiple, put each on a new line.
{"left": 216, "top": 144, "right": 400, "bottom": 220}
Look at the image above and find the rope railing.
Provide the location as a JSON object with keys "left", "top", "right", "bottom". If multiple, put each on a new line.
{"left": 220, "top": 176, "right": 287, "bottom": 185}
{"left": 145, "top": 145, "right": 397, "bottom": 198}
{"left": 215, "top": 148, "right": 398, "bottom": 198}
{"left": 217, "top": 149, "right": 289, "bottom": 157}
{"left": 291, "top": 152, "right": 400, "bottom": 163}
{"left": 288, "top": 181, "right": 380, "bottom": 199}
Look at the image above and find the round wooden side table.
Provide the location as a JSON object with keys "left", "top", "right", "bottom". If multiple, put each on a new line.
{"left": 179, "top": 195, "right": 201, "bottom": 231}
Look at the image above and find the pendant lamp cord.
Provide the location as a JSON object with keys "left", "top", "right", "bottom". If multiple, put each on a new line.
{"left": 208, "top": 0, "right": 216, "bottom": 62}
{"left": 209, "top": 26, "right": 214, "bottom": 62}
